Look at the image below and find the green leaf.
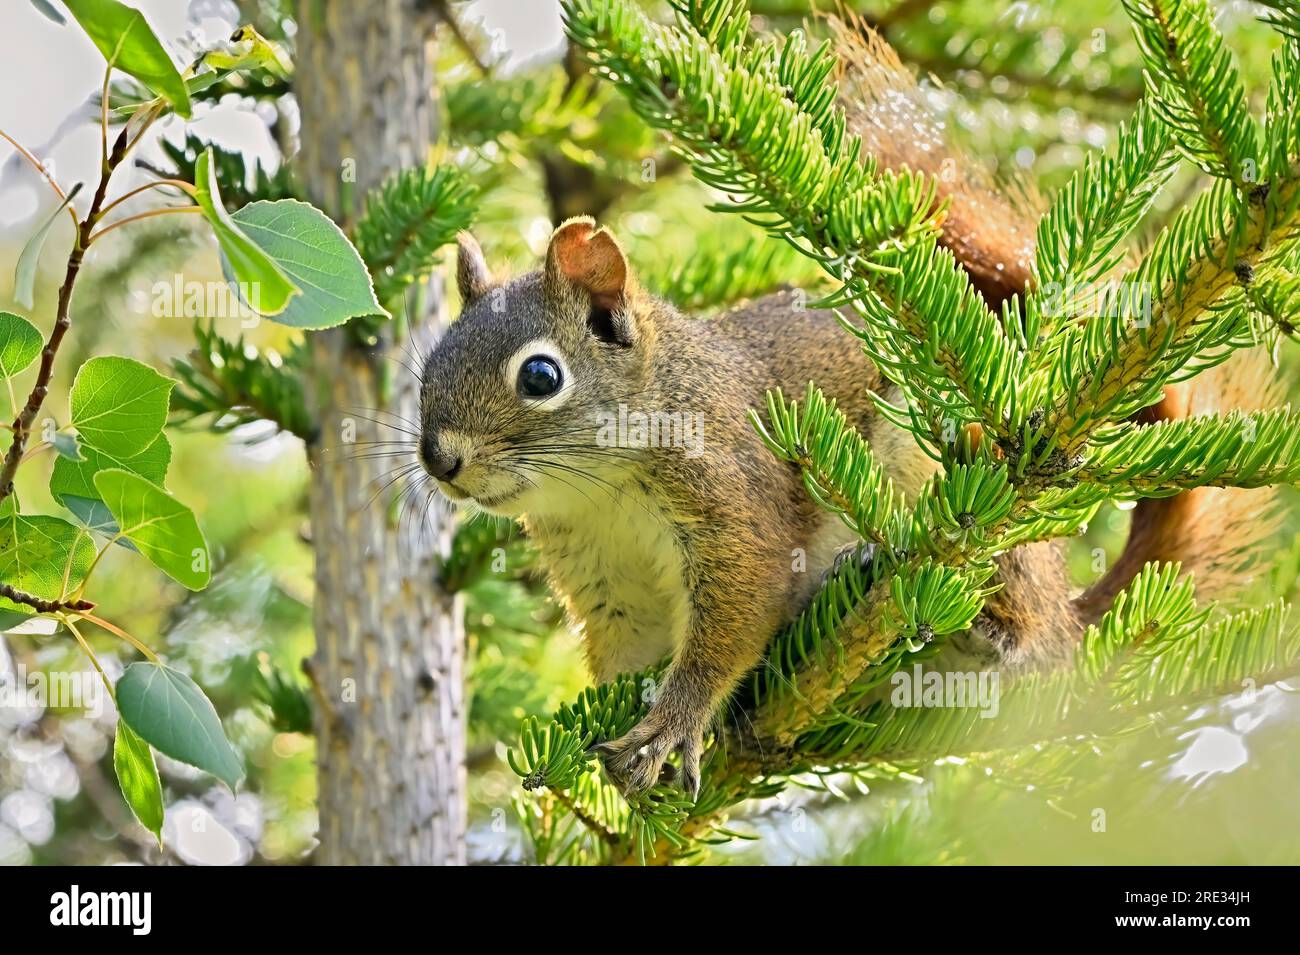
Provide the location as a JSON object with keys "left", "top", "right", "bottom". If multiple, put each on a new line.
{"left": 0, "top": 312, "right": 43, "bottom": 379}
{"left": 93, "top": 468, "right": 210, "bottom": 589}
{"left": 63, "top": 0, "right": 191, "bottom": 118}
{"left": 0, "top": 608, "right": 35, "bottom": 631}
{"left": 51, "top": 432, "right": 170, "bottom": 503}
{"left": 113, "top": 718, "right": 164, "bottom": 845}
{"left": 0, "top": 513, "right": 95, "bottom": 611}
{"left": 69, "top": 356, "right": 174, "bottom": 458}
{"left": 50, "top": 432, "right": 83, "bottom": 461}
{"left": 227, "top": 199, "right": 386, "bottom": 328}
{"left": 61, "top": 496, "right": 135, "bottom": 550}
{"left": 13, "top": 184, "right": 79, "bottom": 311}
{"left": 52, "top": 428, "right": 164, "bottom": 551}
{"left": 193, "top": 149, "right": 297, "bottom": 316}
{"left": 29, "top": 0, "right": 67, "bottom": 25}
{"left": 116, "top": 662, "right": 243, "bottom": 789}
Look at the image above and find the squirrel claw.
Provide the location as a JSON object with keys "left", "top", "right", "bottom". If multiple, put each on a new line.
{"left": 592, "top": 710, "right": 703, "bottom": 800}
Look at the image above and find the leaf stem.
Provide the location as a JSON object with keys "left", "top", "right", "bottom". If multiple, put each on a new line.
{"left": 124, "top": 101, "right": 164, "bottom": 157}
{"left": 71, "top": 536, "right": 117, "bottom": 602}
{"left": 98, "top": 179, "right": 196, "bottom": 219}
{"left": 0, "top": 127, "right": 79, "bottom": 229}
{"left": 18, "top": 440, "right": 50, "bottom": 465}
{"left": 87, "top": 205, "right": 203, "bottom": 244}
{"left": 100, "top": 63, "right": 111, "bottom": 169}
{"left": 63, "top": 616, "right": 116, "bottom": 701}
{"left": 76, "top": 611, "right": 162, "bottom": 665}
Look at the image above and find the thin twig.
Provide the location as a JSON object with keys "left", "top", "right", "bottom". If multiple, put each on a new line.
{"left": 0, "top": 581, "right": 94, "bottom": 614}
{"left": 0, "top": 123, "right": 131, "bottom": 505}
{"left": 552, "top": 789, "right": 621, "bottom": 848}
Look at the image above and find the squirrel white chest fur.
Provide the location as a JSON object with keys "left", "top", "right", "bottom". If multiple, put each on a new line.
{"left": 520, "top": 476, "right": 694, "bottom": 681}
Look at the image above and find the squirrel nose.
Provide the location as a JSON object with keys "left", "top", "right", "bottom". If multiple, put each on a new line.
{"left": 421, "top": 435, "right": 463, "bottom": 482}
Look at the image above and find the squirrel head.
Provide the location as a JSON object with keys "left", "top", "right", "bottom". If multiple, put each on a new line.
{"left": 418, "top": 217, "right": 658, "bottom": 515}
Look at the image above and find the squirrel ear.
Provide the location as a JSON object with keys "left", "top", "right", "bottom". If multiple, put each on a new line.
{"left": 456, "top": 231, "right": 491, "bottom": 306}
{"left": 546, "top": 217, "right": 632, "bottom": 310}
{"left": 545, "top": 217, "right": 638, "bottom": 345}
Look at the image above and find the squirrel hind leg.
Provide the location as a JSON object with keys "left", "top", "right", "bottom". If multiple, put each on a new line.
{"left": 813, "top": 539, "right": 1080, "bottom": 671}
{"left": 975, "top": 541, "right": 1082, "bottom": 670}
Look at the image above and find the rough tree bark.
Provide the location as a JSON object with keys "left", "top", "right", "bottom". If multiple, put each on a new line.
{"left": 294, "top": 0, "right": 465, "bottom": 865}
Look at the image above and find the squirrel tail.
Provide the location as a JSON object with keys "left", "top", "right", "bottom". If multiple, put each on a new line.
{"left": 1073, "top": 352, "right": 1284, "bottom": 624}
{"left": 828, "top": 17, "right": 1282, "bottom": 630}
{"left": 829, "top": 14, "right": 1041, "bottom": 309}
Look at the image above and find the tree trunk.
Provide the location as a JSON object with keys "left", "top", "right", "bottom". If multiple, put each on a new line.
{"left": 294, "top": 0, "right": 465, "bottom": 865}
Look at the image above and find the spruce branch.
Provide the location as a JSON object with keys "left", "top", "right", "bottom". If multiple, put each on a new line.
{"left": 354, "top": 165, "right": 478, "bottom": 306}
{"left": 1122, "top": 0, "right": 1260, "bottom": 185}
{"left": 1113, "top": 599, "right": 1295, "bottom": 704}
{"left": 748, "top": 551, "right": 993, "bottom": 744}
{"left": 170, "top": 323, "right": 313, "bottom": 440}
{"left": 750, "top": 383, "right": 899, "bottom": 546}
{"left": 1259, "top": 2, "right": 1300, "bottom": 43}
{"left": 445, "top": 68, "right": 603, "bottom": 148}
{"left": 1265, "top": 38, "right": 1300, "bottom": 218}
{"left": 1032, "top": 100, "right": 1177, "bottom": 300}
{"left": 566, "top": 0, "right": 1027, "bottom": 444}
{"left": 1244, "top": 264, "right": 1300, "bottom": 342}
{"left": 644, "top": 230, "right": 826, "bottom": 311}
{"left": 794, "top": 564, "right": 1296, "bottom": 768}
{"left": 1076, "top": 562, "right": 1207, "bottom": 683}
{"left": 1034, "top": 172, "right": 1300, "bottom": 460}
{"left": 438, "top": 516, "right": 526, "bottom": 594}
{"left": 1076, "top": 408, "right": 1300, "bottom": 493}
{"left": 157, "top": 132, "right": 297, "bottom": 210}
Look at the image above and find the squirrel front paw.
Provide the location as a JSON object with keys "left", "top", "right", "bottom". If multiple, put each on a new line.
{"left": 823, "top": 540, "right": 876, "bottom": 586}
{"left": 592, "top": 706, "right": 704, "bottom": 799}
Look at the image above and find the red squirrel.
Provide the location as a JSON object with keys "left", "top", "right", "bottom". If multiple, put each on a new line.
{"left": 415, "top": 22, "right": 1277, "bottom": 796}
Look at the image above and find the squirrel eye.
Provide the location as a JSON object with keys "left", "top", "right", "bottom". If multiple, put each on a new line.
{"left": 517, "top": 355, "right": 563, "bottom": 399}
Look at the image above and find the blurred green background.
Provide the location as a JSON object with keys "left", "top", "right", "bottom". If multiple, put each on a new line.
{"left": 0, "top": 0, "right": 1296, "bottom": 865}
